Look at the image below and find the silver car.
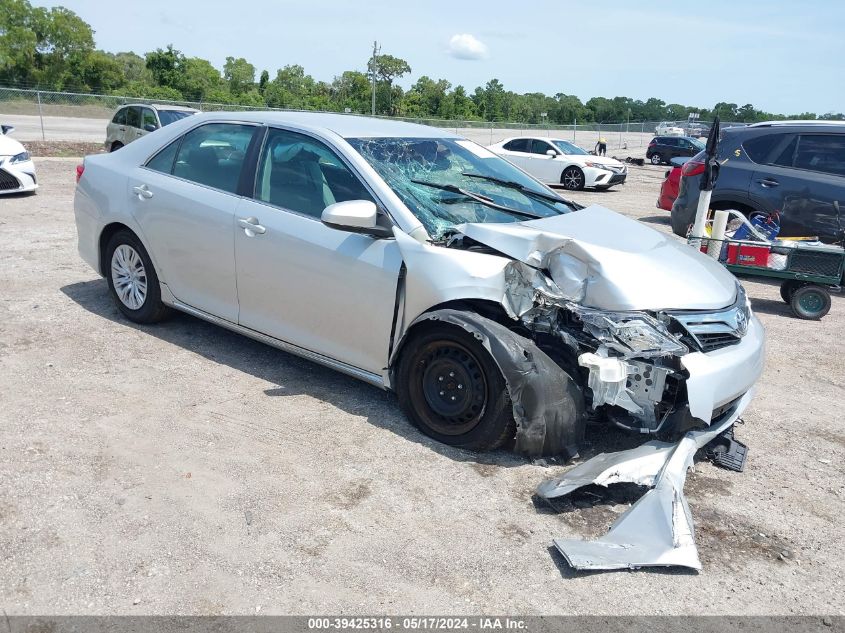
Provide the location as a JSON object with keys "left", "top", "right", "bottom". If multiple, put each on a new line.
{"left": 74, "top": 112, "right": 765, "bottom": 457}
{"left": 105, "top": 104, "right": 198, "bottom": 152}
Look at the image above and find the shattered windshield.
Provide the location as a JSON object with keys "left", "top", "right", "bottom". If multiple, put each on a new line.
{"left": 347, "top": 137, "right": 573, "bottom": 239}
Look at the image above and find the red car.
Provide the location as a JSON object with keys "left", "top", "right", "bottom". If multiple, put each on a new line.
{"left": 656, "top": 157, "right": 691, "bottom": 211}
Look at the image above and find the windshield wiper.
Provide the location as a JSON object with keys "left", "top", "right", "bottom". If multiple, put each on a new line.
{"left": 410, "top": 179, "right": 541, "bottom": 219}
{"left": 460, "top": 172, "right": 575, "bottom": 206}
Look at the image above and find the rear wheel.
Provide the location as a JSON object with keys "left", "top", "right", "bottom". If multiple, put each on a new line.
{"left": 396, "top": 326, "right": 514, "bottom": 452}
{"left": 650, "top": 153, "right": 663, "bottom": 165}
{"left": 110, "top": 141, "right": 124, "bottom": 152}
{"left": 561, "top": 166, "right": 585, "bottom": 190}
{"left": 105, "top": 230, "right": 171, "bottom": 323}
{"left": 790, "top": 285, "right": 831, "bottom": 320}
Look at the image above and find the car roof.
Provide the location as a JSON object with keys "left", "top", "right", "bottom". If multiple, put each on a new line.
{"left": 654, "top": 135, "right": 700, "bottom": 141}
{"left": 746, "top": 120, "right": 845, "bottom": 129}
{"left": 187, "top": 110, "right": 459, "bottom": 139}
{"left": 120, "top": 104, "right": 199, "bottom": 112}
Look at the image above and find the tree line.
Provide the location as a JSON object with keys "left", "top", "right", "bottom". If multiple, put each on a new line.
{"left": 2, "top": 0, "right": 843, "bottom": 124}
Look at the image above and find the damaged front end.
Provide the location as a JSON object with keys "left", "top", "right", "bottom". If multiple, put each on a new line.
{"left": 499, "top": 255, "right": 753, "bottom": 441}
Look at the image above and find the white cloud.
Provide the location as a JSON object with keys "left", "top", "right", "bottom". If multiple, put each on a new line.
{"left": 447, "top": 34, "right": 488, "bottom": 60}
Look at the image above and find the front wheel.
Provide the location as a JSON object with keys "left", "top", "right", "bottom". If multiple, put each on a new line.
{"left": 105, "top": 230, "right": 171, "bottom": 323}
{"left": 396, "top": 326, "right": 514, "bottom": 452}
{"left": 561, "top": 166, "right": 585, "bottom": 191}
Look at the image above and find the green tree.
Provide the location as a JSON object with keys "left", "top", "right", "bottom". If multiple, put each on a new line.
{"left": 258, "top": 69, "right": 269, "bottom": 95}
{"left": 112, "top": 51, "right": 150, "bottom": 84}
{"left": 145, "top": 45, "right": 185, "bottom": 92}
{"left": 367, "top": 53, "right": 410, "bottom": 114}
{"left": 179, "top": 57, "right": 221, "bottom": 101}
{"left": 223, "top": 56, "right": 255, "bottom": 96}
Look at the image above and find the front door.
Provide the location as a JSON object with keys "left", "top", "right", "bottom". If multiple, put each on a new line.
{"left": 234, "top": 127, "right": 402, "bottom": 374}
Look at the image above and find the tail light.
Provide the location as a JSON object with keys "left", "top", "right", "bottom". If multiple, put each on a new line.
{"left": 648, "top": 141, "right": 656, "bottom": 147}
{"left": 75, "top": 163, "right": 84, "bottom": 183}
{"left": 682, "top": 160, "right": 705, "bottom": 177}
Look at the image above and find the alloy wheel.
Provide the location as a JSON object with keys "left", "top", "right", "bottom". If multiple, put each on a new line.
{"left": 562, "top": 168, "right": 583, "bottom": 190}
{"left": 110, "top": 244, "right": 147, "bottom": 310}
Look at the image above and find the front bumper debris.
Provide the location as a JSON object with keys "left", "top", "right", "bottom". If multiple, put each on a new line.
{"left": 536, "top": 390, "right": 752, "bottom": 571}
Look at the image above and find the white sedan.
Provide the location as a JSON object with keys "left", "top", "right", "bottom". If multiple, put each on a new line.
{"left": 0, "top": 125, "right": 37, "bottom": 195}
{"left": 488, "top": 137, "right": 626, "bottom": 190}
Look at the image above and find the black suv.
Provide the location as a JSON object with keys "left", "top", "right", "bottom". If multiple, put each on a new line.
{"left": 646, "top": 136, "right": 704, "bottom": 165}
{"left": 671, "top": 122, "right": 845, "bottom": 241}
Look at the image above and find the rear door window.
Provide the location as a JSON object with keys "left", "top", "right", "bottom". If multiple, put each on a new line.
{"left": 112, "top": 108, "right": 127, "bottom": 125}
{"left": 743, "top": 133, "right": 791, "bottom": 164}
{"left": 503, "top": 139, "right": 530, "bottom": 152}
{"left": 794, "top": 135, "right": 845, "bottom": 177}
{"left": 147, "top": 123, "right": 257, "bottom": 194}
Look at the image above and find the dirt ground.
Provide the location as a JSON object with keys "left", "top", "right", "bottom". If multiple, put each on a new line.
{"left": 0, "top": 159, "right": 843, "bottom": 616}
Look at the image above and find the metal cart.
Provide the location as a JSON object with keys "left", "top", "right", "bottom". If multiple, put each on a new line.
{"left": 690, "top": 236, "right": 845, "bottom": 320}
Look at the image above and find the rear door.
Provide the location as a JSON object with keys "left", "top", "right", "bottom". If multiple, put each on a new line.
{"left": 498, "top": 138, "right": 533, "bottom": 171}
{"left": 127, "top": 121, "right": 261, "bottom": 321}
{"left": 108, "top": 107, "right": 128, "bottom": 146}
{"left": 749, "top": 133, "right": 845, "bottom": 240}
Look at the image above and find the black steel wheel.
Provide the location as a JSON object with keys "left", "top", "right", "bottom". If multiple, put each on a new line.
{"left": 396, "top": 326, "right": 514, "bottom": 451}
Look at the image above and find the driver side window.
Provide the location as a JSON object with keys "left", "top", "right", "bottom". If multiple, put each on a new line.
{"left": 530, "top": 140, "right": 554, "bottom": 155}
{"left": 254, "top": 128, "right": 373, "bottom": 219}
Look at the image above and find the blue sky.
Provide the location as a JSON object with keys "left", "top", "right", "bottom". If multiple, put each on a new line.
{"left": 37, "top": 0, "right": 845, "bottom": 115}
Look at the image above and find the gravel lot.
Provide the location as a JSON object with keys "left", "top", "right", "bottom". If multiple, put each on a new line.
{"left": 1, "top": 158, "right": 843, "bottom": 615}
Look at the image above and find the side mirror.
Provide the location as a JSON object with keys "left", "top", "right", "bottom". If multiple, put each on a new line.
{"left": 321, "top": 200, "right": 393, "bottom": 238}
{"left": 144, "top": 123, "right": 157, "bottom": 133}
{"left": 546, "top": 149, "right": 558, "bottom": 157}
{"left": 1, "top": 125, "right": 14, "bottom": 135}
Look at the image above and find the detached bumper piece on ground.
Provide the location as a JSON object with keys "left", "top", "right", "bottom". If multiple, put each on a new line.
{"left": 536, "top": 391, "right": 752, "bottom": 571}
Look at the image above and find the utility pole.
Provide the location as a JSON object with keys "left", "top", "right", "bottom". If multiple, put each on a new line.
{"left": 370, "top": 41, "right": 380, "bottom": 116}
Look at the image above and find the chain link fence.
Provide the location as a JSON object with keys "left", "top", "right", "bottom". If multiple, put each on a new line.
{"left": 1, "top": 86, "right": 729, "bottom": 155}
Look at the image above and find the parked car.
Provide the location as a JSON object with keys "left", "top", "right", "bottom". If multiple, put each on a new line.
{"left": 74, "top": 112, "right": 764, "bottom": 457}
{"left": 0, "top": 124, "right": 37, "bottom": 195}
{"left": 657, "top": 157, "right": 689, "bottom": 211}
{"left": 655, "top": 122, "right": 685, "bottom": 136}
{"left": 646, "top": 136, "right": 705, "bottom": 165}
{"left": 488, "top": 137, "right": 627, "bottom": 190}
{"left": 105, "top": 104, "right": 198, "bottom": 152}
{"left": 671, "top": 121, "right": 845, "bottom": 242}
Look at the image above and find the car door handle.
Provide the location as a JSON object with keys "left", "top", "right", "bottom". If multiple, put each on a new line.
{"left": 237, "top": 217, "right": 266, "bottom": 236}
{"left": 132, "top": 184, "right": 153, "bottom": 199}
{"left": 759, "top": 178, "right": 779, "bottom": 188}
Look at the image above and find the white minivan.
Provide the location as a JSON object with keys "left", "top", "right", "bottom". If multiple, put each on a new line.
{"left": 105, "top": 104, "right": 198, "bottom": 152}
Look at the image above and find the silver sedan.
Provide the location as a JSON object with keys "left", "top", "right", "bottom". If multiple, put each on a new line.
{"left": 74, "top": 112, "right": 764, "bottom": 457}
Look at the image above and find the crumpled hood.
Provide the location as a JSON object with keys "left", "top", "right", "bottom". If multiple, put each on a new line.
{"left": 456, "top": 205, "right": 737, "bottom": 311}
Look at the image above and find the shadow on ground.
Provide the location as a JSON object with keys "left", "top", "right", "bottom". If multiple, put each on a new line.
{"left": 639, "top": 214, "right": 670, "bottom": 226}
{"left": 63, "top": 278, "right": 649, "bottom": 470}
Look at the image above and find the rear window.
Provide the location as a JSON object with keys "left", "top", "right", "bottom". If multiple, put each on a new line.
{"left": 112, "top": 108, "right": 127, "bottom": 125}
{"left": 157, "top": 110, "right": 194, "bottom": 126}
{"left": 503, "top": 139, "right": 530, "bottom": 152}
{"left": 743, "top": 133, "right": 792, "bottom": 164}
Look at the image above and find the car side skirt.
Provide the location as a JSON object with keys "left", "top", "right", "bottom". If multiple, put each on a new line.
{"left": 160, "top": 284, "right": 386, "bottom": 390}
